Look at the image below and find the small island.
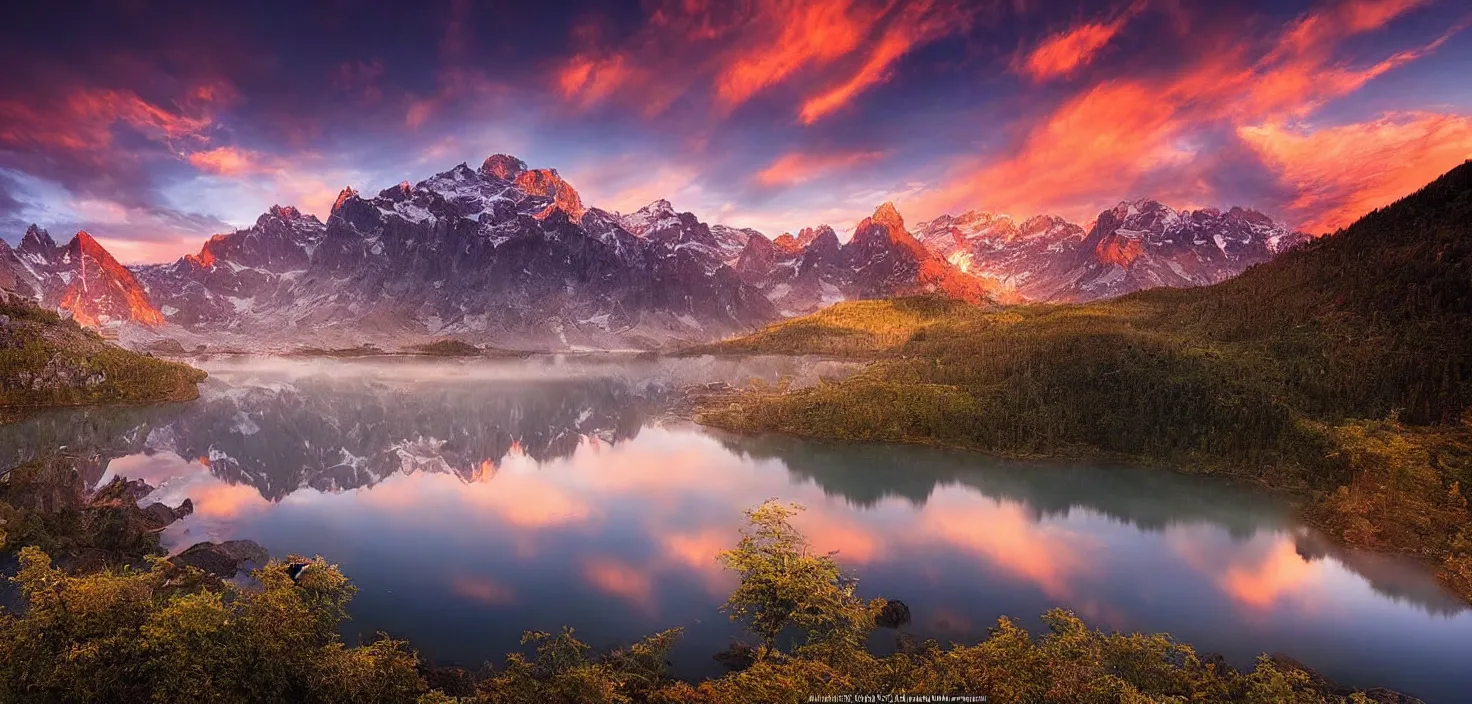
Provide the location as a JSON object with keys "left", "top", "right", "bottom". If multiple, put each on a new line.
{"left": 0, "top": 299, "right": 206, "bottom": 421}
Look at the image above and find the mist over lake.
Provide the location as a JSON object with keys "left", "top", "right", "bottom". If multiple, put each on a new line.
{"left": 6, "top": 356, "right": 1469, "bottom": 702}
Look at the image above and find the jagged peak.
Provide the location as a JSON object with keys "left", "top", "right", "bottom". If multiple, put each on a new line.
{"left": 332, "top": 186, "right": 359, "bottom": 213}
{"left": 637, "top": 198, "right": 676, "bottom": 215}
{"left": 481, "top": 154, "right": 528, "bottom": 181}
{"left": 185, "top": 234, "right": 228, "bottom": 269}
{"left": 256, "top": 206, "right": 322, "bottom": 231}
{"left": 20, "top": 224, "right": 56, "bottom": 252}
{"left": 439, "top": 162, "right": 479, "bottom": 182}
{"left": 955, "top": 209, "right": 1009, "bottom": 226}
{"left": 872, "top": 201, "right": 905, "bottom": 229}
{"left": 1020, "top": 213, "right": 1081, "bottom": 236}
{"left": 66, "top": 230, "right": 113, "bottom": 261}
{"left": 800, "top": 223, "right": 836, "bottom": 238}
{"left": 514, "top": 168, "right": 585, "bottom": 222}
{"left": 71, "top": 229, "right": 101, "bottom": 248}
{"left": 376, "top": 181, "right": 414, "bottom": 201}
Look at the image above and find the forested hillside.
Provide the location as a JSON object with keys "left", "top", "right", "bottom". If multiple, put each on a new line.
{"left": 695, "top": 162, "right": 1472, "bottom": 601}
{"left": 0, "top": 300, "right": 206, "bottom": 418}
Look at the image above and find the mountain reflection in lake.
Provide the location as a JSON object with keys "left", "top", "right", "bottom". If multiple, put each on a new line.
{"left": 4, "top": 356, "right": 1471, "bottom": 702}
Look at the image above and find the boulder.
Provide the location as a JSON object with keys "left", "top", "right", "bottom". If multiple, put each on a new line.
{"left": 138, "top": 498, "right": 194, "bottom": 532}
{"left": 172, "top": 540, "right": 269, "bottom": 577}
{"left": 90, "top": 475, "right": 155, "bottom": 506}
{"left": 876, "top": 598, "right": 912, "bottom": 629}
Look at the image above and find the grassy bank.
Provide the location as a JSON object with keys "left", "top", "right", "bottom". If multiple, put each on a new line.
{"left": 695, "top": 162, "right": 1472, "bottom": 602}
{"left": 0, "top": 301, "right": 206, "bottom": 417}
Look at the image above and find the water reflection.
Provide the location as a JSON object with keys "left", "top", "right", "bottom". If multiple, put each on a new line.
{"left": 3, "top": 357, "right": 1470, "bottom": 702}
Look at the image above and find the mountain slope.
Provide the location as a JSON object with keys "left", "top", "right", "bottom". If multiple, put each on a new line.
{"left": 4, "top": 226, "right": 164, "bottom": 327}
{"left": 3, "top": 159, "right": 1312, "bottom": 346}
{"left": 912, "top": 202, "right": 1308, "bottom": 303}
{"left": 845, "top": 202, "right": 991, "bottom": 304}
{"left": 733, "top": 203, "right": 994, "bottom": 315}
{"left": 697, "top": 161, "right": 1472, "bottom": 601}
{"left": 133, "top": 155, "right": 778, "bottom": 350}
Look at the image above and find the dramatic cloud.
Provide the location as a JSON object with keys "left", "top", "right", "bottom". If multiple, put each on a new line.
{"left": 796, "top": 0, "right": 968, "bottom": 124}
{"left": 2, "top": 0, "right": 1468, "bottom": 261}
{"left": 1239, "top": 112, "right": 1472, "bottom": 232}
{"left": 551, "top": 0, "right": 973, "bottom": 123}
{"left": 1014, "top": 1, "right": 1145, "bottom": 81}
{"left": 714, "top": 0, "right": 870, "bottom": 108}
{"left": 755, "top": 150, "right": 887, "bottom": 185}
{"left": 187, "top": 146, "right": 270, "bottom": 176}
{"left": 914, "top": 0, "right": 1466, "bottom": 228}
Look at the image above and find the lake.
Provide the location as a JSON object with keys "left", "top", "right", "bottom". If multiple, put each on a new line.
{"left": 4, "top": 356, "right": 1471, "bottom": 702}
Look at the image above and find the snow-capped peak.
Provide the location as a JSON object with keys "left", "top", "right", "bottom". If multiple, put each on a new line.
{"left": 617, "top": 199, "right": 680, "bottom": 236}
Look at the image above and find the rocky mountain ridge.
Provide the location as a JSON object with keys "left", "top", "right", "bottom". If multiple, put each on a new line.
{"left": 126, "top": 154, "right": 778, "bottom": 350}
{"left": 3, "top": 226, "right": 164, "bottom": 326}
{"left": 912, "top": 200, "right": 1309, "bottom": 302}
{"left": 2, "top": 152, "right": 1310, "bottom": 348}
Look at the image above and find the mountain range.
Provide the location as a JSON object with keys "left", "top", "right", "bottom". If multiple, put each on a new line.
{"left": 0, "top": 153, "right": 1310, "bottom": 350}
{"left": 912, "top": 202, "right": 1307, "bottom": 303}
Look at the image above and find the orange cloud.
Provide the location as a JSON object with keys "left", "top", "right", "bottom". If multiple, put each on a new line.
{"left": 660, "top": 528, "right": 737, "bottom": 596}
{"left": 715, "top": 0, "right": 869, "bottom": 108}
{"left": 1238, "top": 112, "right": 1472, "bottom": 232}
{"left": 1017, "top": 22, "right": 1124, "bottom": 81}
{"left": 661, "top": 529, "right": 729, "bottom": 571}
{"left": 914, "top": 75, "right": 1200, "bottom": 223}
{"left": 0, "top": 83, "right": 228, "bottom": 154}
{"left": 798, "top": 1, "right": 962, "bottom": 124}
{"left": 187, "top": 146, "right": 267, "bottom": 176}
{"left": 755, "top": 149, "right": 886, "bottom": 185}
{"left": 464, "top": 473, "right": 595, "bottom": 529}
{"left": 557, "top": 53, "right": 636, "bottom": 109}
{"left": 550, "top": 0, "right": 968, "bottom": 122}
{"left": 356, "top": 467, "right": 596, "bottom": 531}
{"left": 1273, "top": 0, "right": 1432, "bottom": 60}
{"left": 793, "top": 506, "right": 883, "bottom": 565}
{"left": 1168, "top": 529, "right": 1323, "bottom": 613}
{"left": 1015, "top": 2, "right": 1145, "bottom": 81}
{"left": 1237, "top": 0, "right": 1453, "bottom": 121}
{"left": 914, "top": 0, "right": 1457, "bottom": 226}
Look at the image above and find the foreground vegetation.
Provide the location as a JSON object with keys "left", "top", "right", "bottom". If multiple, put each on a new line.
{"left": 695, "top": 162, "right": 1472, "bottom": 602}
{"left": 0, "top": 500, "right": 1410, "bottom": 703}
{"left": 0, "top": 300, "right": 205, "bottom": 418}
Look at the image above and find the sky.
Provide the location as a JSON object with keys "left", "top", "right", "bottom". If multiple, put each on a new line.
{"left": 1, "top": 0, "right": 1469, "bottom": 264}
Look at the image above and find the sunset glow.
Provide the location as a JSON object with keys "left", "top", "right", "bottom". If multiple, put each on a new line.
{"left": 2, "top": 0, "right": 1466, "bottom": 261}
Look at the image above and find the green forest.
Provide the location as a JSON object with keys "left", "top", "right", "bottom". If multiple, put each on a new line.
{"left": 694, "top": 162, "right": 1472, "bottom": 603}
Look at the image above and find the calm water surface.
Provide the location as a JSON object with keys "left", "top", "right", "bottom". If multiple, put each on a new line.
{"left": 4, "top": 356, "right": 1471, "bottom": 702}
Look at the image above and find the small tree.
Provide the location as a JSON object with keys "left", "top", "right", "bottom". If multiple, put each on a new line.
{"left": 716, "top": 500, "right": 877, "bottom": 660}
